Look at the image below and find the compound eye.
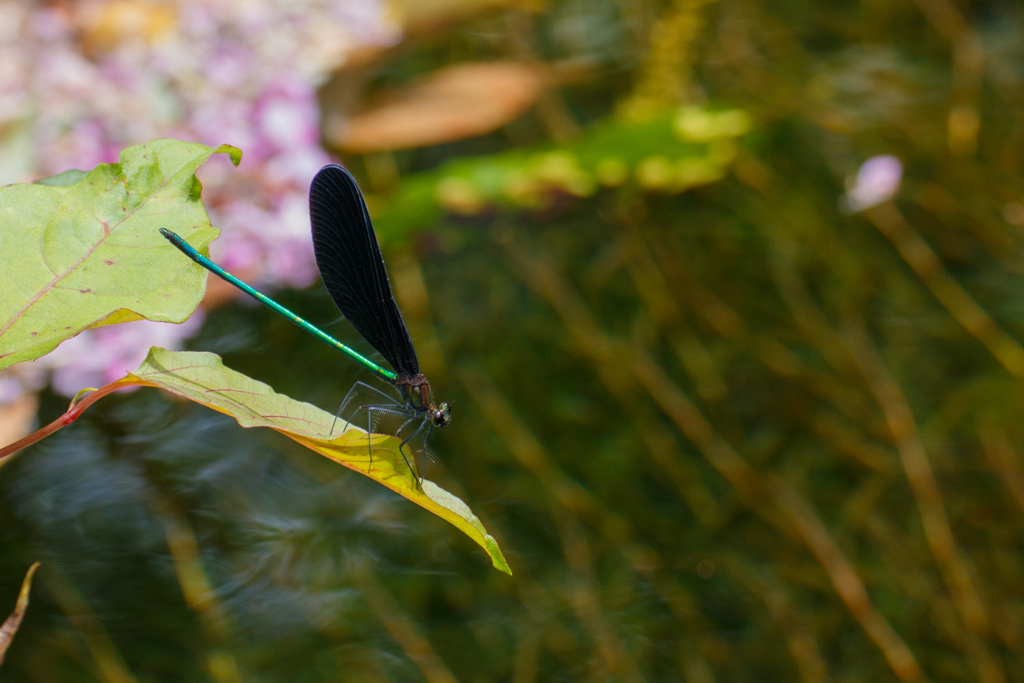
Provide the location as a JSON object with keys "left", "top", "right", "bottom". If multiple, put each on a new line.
{"left": 433, "top": 403, "right": 452, "bottom": 427}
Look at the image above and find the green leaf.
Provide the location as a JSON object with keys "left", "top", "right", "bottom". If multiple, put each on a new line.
{"left": 124, "top": 347, "right": 511, "bottom": 574}
{"left": 372, "top": 106, "right": 750, "bottom": 245}
{"left": 34, "top": 169, "right": 89, "bottom": 187}
{"left": 0, "top": 139, "right": 241, "bottom": 371}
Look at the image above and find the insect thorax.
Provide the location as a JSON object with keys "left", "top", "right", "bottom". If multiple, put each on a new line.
{"left": 396, "top": 374, "right": 433, "bottom": 413}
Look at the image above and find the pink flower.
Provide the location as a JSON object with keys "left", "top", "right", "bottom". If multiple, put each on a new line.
{"left": 0, "top": 0, "right": 399, "bottom": 398}
{"left": 843, "top": 155, "right": 903, "bottom": 212}
{"left": 40, "top": 314, "right": 206, "bottom": 397}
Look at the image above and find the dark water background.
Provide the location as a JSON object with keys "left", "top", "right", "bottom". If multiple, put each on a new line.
{"left": 4, "top": 1, "right": 1024, "bottom": 681}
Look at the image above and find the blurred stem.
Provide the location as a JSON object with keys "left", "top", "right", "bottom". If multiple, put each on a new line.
{"left": 749, "top": 165, "right": 1002, "bottom": 679}
{"left": 908, "top": 0, "right": 984, "bottom": 156}
{"left": 0, "top": 379, "right": 143, "bottom": 461}
{"left": 842, "top": 321, "right": 989, "bottom": 628}
{"left": 863, "top": 514, "right": 963, "bottom": 644}
{"left": 391, "top": 250, "right": 447, "bottom": 378}
{"left": 723, "top": 556, "right": 828, "bottom": 683}
{"left": 534, "top": 86, "right": 582, "bottom": 142}
{"left": 912, "top": 184, "right": 1015, "bottom": 256}
{"left": 516, "top": 583, "right": 586, "bottom": 675}
{"left": 977, "top": 425, "right": 1024, "bottom": 518}
{"left": 749, "top": 174, "right": 997, "bottom": 675}
{"left": 644, "top": 220, "right": 875, "bottom": 426}
{"left": 617, "top": 227, "right": 727, "bottom": 401}
{"left": 160, "top": 513, "right": 230, "bottom": 632}
{"left": 622, "top": 0, "right": 719, "bottom": 115}
{"left": 504, "top": 8, "right": 580, "bottom": 141}
{"left": 841, "top": 322, "right": 1007, "bottom": 683}
{"left": 151, "top": 502, "right": 242, "bottom": 683}
{"left": 42, "top": 572, "right": 139, "bottom": 683}
{"left": 626, "top": 346, "right": 757, "bottom": 496}
{"left": 626, "top": 344, "right": 926, "bottom": 682}
{"left": 908, "top": 0, "right": 970, "bottom": 44}
{"left": 350, "top": 558, "right": 459, "bottom": 683}
{"left": 810, "top": 411, "right": 894, "bottom": 473}
{"left": 504, "top": 239, "right": 722, "bottom": 526}
{"left": 504, "top": 237, "right": 924, "bottom": 679}
{"left": 457, "top": 364, "right": 717, "bottom": 674}
{"left": 764, "top": 231, "right": 862, "bottom": 381}
{"left": 731, "top": 157, "right": 875, "bottom": 391}
{"left": 865, "top": 202, "right": 1024, "bottom": 378}
{"left": 511, "top": 619, "right": 541, "bottom": 683}
{"left": 550, "top": 505, "right": 647, "bottom": 683}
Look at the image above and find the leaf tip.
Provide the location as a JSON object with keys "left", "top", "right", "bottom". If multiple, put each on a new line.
{"left": 487, "top": 538, "right": 512, "bottom": 575}
{"left": 21, "top": 562, "right": 41, "bottom": 589}
{"left": 420, "top": 481, "right": 511, "bottom": 574}
{"left": 214, "top": 144, "right": 243, "bottom": 167}
{"left": 0, "top": 561, "right": 41, "bottom": 666}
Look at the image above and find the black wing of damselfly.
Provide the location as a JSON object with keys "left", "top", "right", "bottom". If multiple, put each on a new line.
{"left": 310, "top": 165, "right": 420, "bottom": 378}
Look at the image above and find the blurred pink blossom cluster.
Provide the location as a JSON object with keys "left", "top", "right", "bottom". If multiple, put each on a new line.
{"left": 0, "top": 0, "right": 397, "bottom": 398}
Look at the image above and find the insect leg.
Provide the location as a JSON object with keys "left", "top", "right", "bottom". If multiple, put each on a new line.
{"left": 362, "top": 404, "right": 418, "bottom": 475}
{"left": 419, "top": 422, "right": 435, "bottom": 480}
{"left": 332, "top": 381, "right": 401, "bottom": 436}
{"left": 398, "top": 419, "right": 431, "bottom": 483}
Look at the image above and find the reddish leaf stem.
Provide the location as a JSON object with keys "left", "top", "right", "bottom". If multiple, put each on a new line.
{"left": 0, "top": 379, "right": 144, "bottom": 460}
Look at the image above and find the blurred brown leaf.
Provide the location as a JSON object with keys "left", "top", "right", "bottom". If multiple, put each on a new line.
{"left": 0, "top": 394, "right": 38, "bottom": 460}
{"left": 0, "top": 563, "right": 41, "bottom": 667}
{"left": 76, "top": 0, "right": 177, "bottom": 54}
{"left": 391, "top": 0, "right": 539, "bottom": 34}
{"left": 327, "top": 62, "right": 549, "bottom": 153}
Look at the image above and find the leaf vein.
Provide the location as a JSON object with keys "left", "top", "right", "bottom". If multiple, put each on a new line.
{"left": 0, "top": 151, "right": 206, "bottom": 340}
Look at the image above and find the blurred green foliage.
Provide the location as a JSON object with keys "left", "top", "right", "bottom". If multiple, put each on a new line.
{"left": 4, "top": 0, "right": 1024, "bottom": 681}
{"left": 372, "top": 106, "right": 750, "bottom": 242}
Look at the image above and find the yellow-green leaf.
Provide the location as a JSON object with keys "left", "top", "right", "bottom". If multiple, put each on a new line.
{"left": 0, "top": 139, "right": 241, "bottom": 371}
{"left": 126, "top": 348, "right": 511, "bottom": 574}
